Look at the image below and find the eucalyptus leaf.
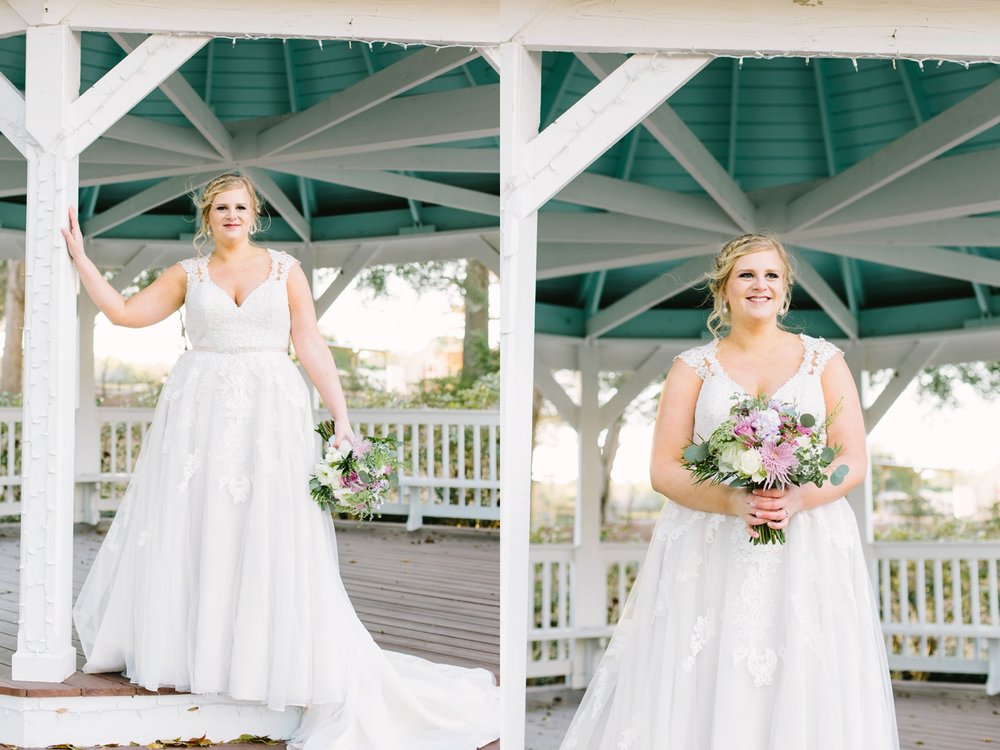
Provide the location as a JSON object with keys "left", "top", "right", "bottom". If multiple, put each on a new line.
{"left": 830, "top": 464, "right": 849, "bottom": 486}
{"left": 800, "top": 413, "right": 816, "bottom": 428}
{"left": 821, "top": 446, "right": 835, "bottom": 463}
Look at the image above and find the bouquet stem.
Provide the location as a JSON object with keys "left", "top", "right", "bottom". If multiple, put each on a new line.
{"left": 752, "top": 525, "right": 786, "bottom": 545}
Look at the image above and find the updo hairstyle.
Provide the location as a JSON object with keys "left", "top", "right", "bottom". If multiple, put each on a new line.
{"left": 192, "top": 173, "right": 266, "bottom": 254}
{"left": 705, "top": 233, "right": 794, "bottom": 337}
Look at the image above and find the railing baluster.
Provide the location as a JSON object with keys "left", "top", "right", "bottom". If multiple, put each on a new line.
{"left": 916, "top": 558, "right": 927, "bottom": 657}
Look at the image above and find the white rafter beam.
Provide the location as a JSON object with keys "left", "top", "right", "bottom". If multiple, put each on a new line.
{"left": 111, "top": 33, "right": 233, "bottom": 160}
{"left": 789, "top": 250, "right": 858, "bottom": 341}
{"left": 108, "top": 245, "right": 166, "bottom": 291}
{"left": 830, "top": 218, "right": 1000, "bottom": 248}
{"left": 0, "top": 72, "right": 26, "bottom": 157}
{"left": 539, "top": 212, "right": 727, "bottom": 246}
{"left": 537, "top": 241, "right": 718, "bottom": 280}
{"left": 270, "top": 85, "right": 499, "bottom": 163}
{"left": 277, "top": 165, "right": 500, "bottom": 218}
{"left": 865, "top": 339, "right": 943, "bottom": 432}
{"left": 68, "top": 34, "right": 209, "bottom": 156}
{"left": 472, "top": 235, "right": 500, "bottom": 275}
{"left": 556, "top": 172, "right": 740, "bottom": 234}
{"left": 314, "top": 244, "right": 382, "bottom": 318}
{"left": 258, "top": 46, "right": 478, "bottom": 157}
{"left": 80, "top": 139, "right": 204, "bottom": 167}
{"left": 576, "top": 52, "right": 756, "bottom": 232}
{"left": 787, "top": 78, "right": 1000, "bottom": 231}
{"left": 794, "top": 148, "right": 1000, "bottom": 238}
{"left": 479, "top": 46, "right": 500, "bottom": 74}
{"left": 598, "top": 345, "right": 673, "bottom": 429}
{"left": 281, "top": 147, "right": 500, "bottom": 174}
{"left": 244, "top": 166, "right": 310, "bottom": 242}
{"left": 104, "top": 114, "right": 221, "bottom": 160}
{"left": 801, "top": 242, "right": 1000, "bottom": 288}
{"left": 532, "top": 353, "right": 580, "bottom": 427}
{"left": 82, "top": 173, "right": 216, "bottom": 237}
{"left": 586, "top": 255, "right": 712, "bottom": 338}
{"left": 520, "top": 54, "right": 709, "bottom": 215}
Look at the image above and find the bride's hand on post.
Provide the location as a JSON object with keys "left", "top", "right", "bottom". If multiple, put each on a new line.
{"left": 61, "top": 205, "right": 85, "bottom": 262}
{"left": 749, "top": 485, "right": 802, "bottom": 531}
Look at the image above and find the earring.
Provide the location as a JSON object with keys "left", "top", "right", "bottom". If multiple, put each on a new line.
{"left": 721, "top": 299, "right": 728, "bottom": 314}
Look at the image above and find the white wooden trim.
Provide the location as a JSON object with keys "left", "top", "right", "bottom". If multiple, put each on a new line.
{"left": 576, "top": 52, "right": 756, "bottom": 231}
{"left": 258, "top": 46, "right": 477, "bottom": 156}
{"left": 285, "top": 147, "right": 500, "bottom": 174}
{"left": 532, "top": 352, "right": 580, "bottom": 426}
{"left": 586, "top": 255, "right": 712, "bottom": 338}
{"left": 244, "top": 166, "right": 311, "bottom": 242}
{"left": 479, "top": 45, "right": 500, "bottom": 73}
{"left": 0, "top": 3, "right": 26, "bottom": 36}
{"left": 788, "top": 77, "right": 1000, "bottom": 231}
{"left": 789, "top": 250, "right": 858, "bottom": 340}
{"left": 82, "top": 173, "right": 215, "bottom": 237}
{"left": 802, "top": 242, "right": 1000, "bottom": 288}
{"left": 314, "top": 243, "right": 381, "bottom": 319}
{"left": 471, "top": 235, "right": 500, "bottom": 275}
{"left": 865, "top": 339, "right": 943, "bottom": 431}
{"left": 538, "top": 241, "right": 719, "bottom": 280}
{"left": 0, "top": 71, "right": 26, "bottom": 158}
{"left": 556, "top": 172, "right": 740, "bottom": 234}
{"left": 104, "top": 114, "right": 221, "bottom": 160}
{"left": 538, "top": 212, "right": 728, "bottom": 246}
{"left": 67, "top": 34, "right": 209, "bottom": 157}
{"left": 829, "top": 218, "right": 1000, "bottom": 248}
{"left": 110, "top": 33, "right": 233, "bottom": 160}
{"left": 498, "top": 41, "right": 540, "bottom": 748}
{"left": 520, "top": 54, "right": 710, "bottom": 215}
{"left": 272, "top": 85, "right": 500, "bottom": 162}
{"left": 278, "top": 165, "right": 500, "bottom": 218}
{"left": 598, "top": 345, "right": 672, "bottom": 429}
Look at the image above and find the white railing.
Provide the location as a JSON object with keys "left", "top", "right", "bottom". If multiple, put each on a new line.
{"left": 0, "top": 407, "right": 500, "bottom": 530}
{"left": 528, "top": 540, "right": 1000, "bottom": 692}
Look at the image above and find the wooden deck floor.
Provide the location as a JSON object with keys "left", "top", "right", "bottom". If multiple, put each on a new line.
{"left": 0, "top": 520, "right": 499, "bottom": 684}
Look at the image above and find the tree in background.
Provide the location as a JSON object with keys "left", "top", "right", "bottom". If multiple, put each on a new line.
{"left": 918, "top": 362, "right": 1000, "bottom": 407}
{"left": 1, "top": 259, "right": 24, "bottom": 397}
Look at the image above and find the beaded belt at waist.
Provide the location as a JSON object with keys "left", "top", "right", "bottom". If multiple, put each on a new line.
{"left": 191, "top": 345, "right": 287, "bottom": 354}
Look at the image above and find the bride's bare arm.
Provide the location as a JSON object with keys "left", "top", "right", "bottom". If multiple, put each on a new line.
{"left": 62, "top": 206, "right": 186, "bottom": 327}
{"left": 750, "top": 353, "right": 868, "bottom": 528}
{"left": 650, "top": 361, "right": 748, "bottom": 517}
{"left": 286, "top": 264, "right": 354, "bottom": 446}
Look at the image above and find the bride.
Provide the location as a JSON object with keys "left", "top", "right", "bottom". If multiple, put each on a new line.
{"left": 560, "top": 234, "right": 898, "bottom": 749}
{"left": 65, "top": 173, "right": 499, "bottom": 749}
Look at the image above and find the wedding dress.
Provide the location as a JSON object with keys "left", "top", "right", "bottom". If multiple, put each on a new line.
{"left": 560, "top": 334, "right": 898, "bottom": 750}
{"left": 73, "top": 249, "right": 500, "bottom": 749}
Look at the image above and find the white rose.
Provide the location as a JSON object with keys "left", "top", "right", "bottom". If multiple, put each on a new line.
{"left": 718, "top": 444, "right": 742, "bottom": 474}
{"left": 736, "top": 448, "right": 764, "bottom": 482}
{"left": 325, "top": 441, "right": 349, "bottom": 463}
{"left": 795, "top": 435, "right": 811, "bottom": 448}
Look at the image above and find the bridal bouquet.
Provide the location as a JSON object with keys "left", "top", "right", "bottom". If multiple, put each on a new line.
{"left": 681, "top": 394, "right": 848, "bottom": 545}
{"left": 309, "top": 420, "right": 401, "bottom": 523}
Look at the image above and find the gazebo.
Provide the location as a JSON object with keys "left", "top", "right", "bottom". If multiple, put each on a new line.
{"left": 0, "top": 1, "right": 997, "bottom": 747}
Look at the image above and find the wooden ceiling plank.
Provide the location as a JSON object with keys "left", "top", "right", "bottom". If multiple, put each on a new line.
{"left": 789, "top": 250, "right": 858, "bottom": 340}
{"left": 577, "top": 52, "right": 756, "bottom": 231}
{"left": 81, "top": 172, "right": 216, "bottom": 237}
{"left": 787, "top": 77, "right": 1000, "bottom": 231}
{"left": 556, "top": 172, "right": 740, "bottom": 234}
{"left": 111, "top": 33, "right": 233, "bottom": 160}
{"left": 244, "top": 166, "right": 310, "bottom": 243}
{"left": 258, "top": 46, "right": 478, "bottom": 157}
{"left": 521, "top": 53, "right": 710, "bottom": 215}
{"left": 585, "top": 255, "right": 712, "bottom": 338}
{"left": 68, "top": 33, "right": 209, "bottom": 157}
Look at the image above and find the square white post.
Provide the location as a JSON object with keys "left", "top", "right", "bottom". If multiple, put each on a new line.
{"left": 13, "top": 24, "right": 82, "bottom": 682}
{"left": 75, "top": 294, "right": 100, "bottom": 524}
{"left": 498, "top": 41, "right": 540, "bottom": 750}
{"left": 571, "top": 342, "right": 606, "bottom": 687}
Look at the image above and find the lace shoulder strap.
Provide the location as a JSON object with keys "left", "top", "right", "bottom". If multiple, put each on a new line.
{"left": 179, "top": 256, "right": 207, "bottom": 283}
{"left": 801, "top": 335, "right": 842, "bottom": 376}
{"left": 674, "top": 340, "right": 719, "bottom": 380}
{"left": 268, "top": 249, "right": 300, "bottom": 283}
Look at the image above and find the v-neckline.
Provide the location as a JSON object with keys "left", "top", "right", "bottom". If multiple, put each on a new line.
{"left": 204, "top": 249, "right": 273, "bottom": 309}
{"left": 711, "top": 333, "right": 809, "bottom": 401}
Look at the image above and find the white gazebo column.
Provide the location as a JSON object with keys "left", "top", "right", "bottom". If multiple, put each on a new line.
{"left": 75, "top": 293, "right": 100, "bottom": 524}
{"left": 11, "top": 25, "right": 209, "bottom": 682}
{"left": 13, "top": 23, "right": 84, "bottom": 682}
{"left": 498, "top": 42, "right": 541, "bottom": 749}
{"left": 844, "top": 344, "right": 873, "bottom": 546}
{"left": 571, "top": 342, "right": 605, "bottom": 688}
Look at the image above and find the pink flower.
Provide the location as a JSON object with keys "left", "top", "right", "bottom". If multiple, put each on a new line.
{"left": 733, "top": 418, "right": 755, "bottom": 441}
{"left": 352, "top": 437, "right": 372, "bottom": 458}
{"left": 759, "top": 440, "right": 798, "bottom": 488}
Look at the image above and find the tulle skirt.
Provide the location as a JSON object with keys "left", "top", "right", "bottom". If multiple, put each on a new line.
{"left": 560, "top": 499, "right": 899, "bottom": 750}
{"left": 73, "top": 350, "right": 499, "bottom": 749}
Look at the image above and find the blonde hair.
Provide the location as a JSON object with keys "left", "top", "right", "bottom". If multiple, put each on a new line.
{"left": 192, "top": 173, "right": 266, "bottom": 254}
{"left": 705, "top": 233, "right": 794, "bottom": 337}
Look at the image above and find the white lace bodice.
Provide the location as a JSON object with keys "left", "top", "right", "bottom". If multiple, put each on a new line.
{"left": 676, "top": 334, "right": 842, "bottom": 442}
{"left": 179, "top": 249, "right": 298, "bottom": 352}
